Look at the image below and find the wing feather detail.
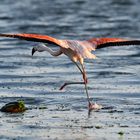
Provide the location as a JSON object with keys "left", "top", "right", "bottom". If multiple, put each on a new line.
{"left": 87, "top": 38, "right": 140, "bottom": 49}
{"left": 1, "top": 34, "right": 140, "bottom": 59}
{"left": 0, "top": 33, "right": 62, "bottom": 46}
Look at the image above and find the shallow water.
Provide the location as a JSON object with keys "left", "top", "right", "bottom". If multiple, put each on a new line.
{"left": 0, "top": 0, "right": 140, "bottom": 139}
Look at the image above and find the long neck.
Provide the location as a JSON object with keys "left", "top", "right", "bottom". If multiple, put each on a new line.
{"left": 43, "top": 46, "right": 62, "bottom": 56}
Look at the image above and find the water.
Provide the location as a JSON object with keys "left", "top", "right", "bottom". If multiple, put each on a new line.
{"left": 0, "top": 0, "right": 140, "bottom": 139}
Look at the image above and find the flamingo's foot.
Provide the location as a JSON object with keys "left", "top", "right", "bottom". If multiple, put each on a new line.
{"left": 88, "top": 102, "right": 102, "bottom": 110}
{"left": 59, "top": 83, "right": 67, "bottom": 90}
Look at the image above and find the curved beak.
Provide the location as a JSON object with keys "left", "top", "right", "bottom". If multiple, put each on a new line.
{"left": 32, "top": 48, "right": 36, "bottom": 56}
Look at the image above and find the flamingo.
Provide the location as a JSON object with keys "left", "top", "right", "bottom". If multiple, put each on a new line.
{"left": 0, "top": 33, "right": 140, "bottom": 110}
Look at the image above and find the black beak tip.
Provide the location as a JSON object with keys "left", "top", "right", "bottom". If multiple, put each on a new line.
{"left": 32, "top": 48, "right": 36, "bottom": 56}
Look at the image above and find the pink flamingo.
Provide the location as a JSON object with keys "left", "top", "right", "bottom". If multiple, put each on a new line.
{"left": 0, "top": 33, "right": 140, "bottom": 110}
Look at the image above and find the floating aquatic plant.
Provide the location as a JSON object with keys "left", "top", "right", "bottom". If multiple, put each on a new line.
{"left": 0, "top": 101, "right": 26, "bottom": 113}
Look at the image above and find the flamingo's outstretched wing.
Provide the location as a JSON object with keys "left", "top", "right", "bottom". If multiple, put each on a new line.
{"left": 0, "top": 33, "right": 62, "bottom": 46}
{"left": 87, "top": 38, "right": 140, "bottom": 49}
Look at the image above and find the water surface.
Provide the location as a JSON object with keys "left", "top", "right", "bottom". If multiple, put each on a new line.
{"left": 0, "top": 0, "right": 140, "bottom": 139}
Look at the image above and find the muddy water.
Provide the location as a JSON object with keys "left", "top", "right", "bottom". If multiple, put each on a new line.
{"left": 0, "top": 0, "right": 140, "bottom": 139}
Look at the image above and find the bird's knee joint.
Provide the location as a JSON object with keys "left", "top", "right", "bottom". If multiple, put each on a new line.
{"left": 83, "top": 74, "right": 88, "bottom": 84}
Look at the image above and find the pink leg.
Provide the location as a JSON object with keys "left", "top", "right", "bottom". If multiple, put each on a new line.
{"left": 59, "top": 71, "right": 88, "bottom": 90}
{"left": 81, "top": 64, "right": 102, "bottom": 110}
{"left": 59, "top": 62, "right": 88, "bottom": 90}
{"left": 60, "top": 62, "right": 102, "bottom": 110}
{"left": 60, "top": 62, "right": 91, "bottom": 104}
{"left": 81, "top": 64, "right": 91, "bottom": 104}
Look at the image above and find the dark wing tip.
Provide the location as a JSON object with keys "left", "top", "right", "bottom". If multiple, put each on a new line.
{"left": 96, "top": 40, "right": 140, "bottom": 49}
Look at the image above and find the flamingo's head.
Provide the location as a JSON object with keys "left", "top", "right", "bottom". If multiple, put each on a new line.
{"left": 32, "top": 44, "right": 47, "bottom": 56}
